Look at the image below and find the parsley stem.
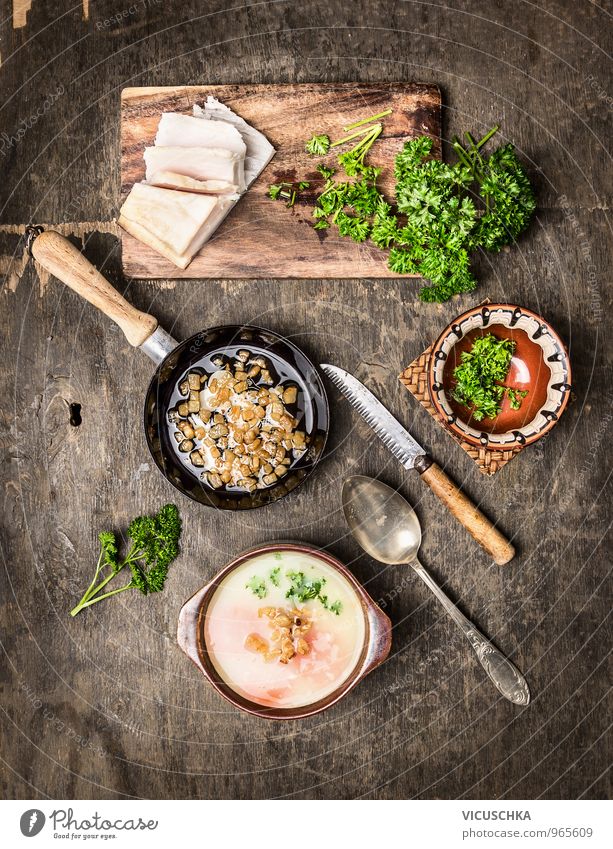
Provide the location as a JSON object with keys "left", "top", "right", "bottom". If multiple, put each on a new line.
{"left": 343, "top": 109, "right": 392, "bottom": 132}
{"left": 85, "top": 569, "right": 117, "bottom": 600}
{"left": 330, "top": 125, "right": 374, "bottom": 147}
{"left": 476, "top": 125, "right": 499, "bottom": 149}
{"left": 452, "top": 140, "right": 471, "bottom": 167}
{"left": 464, "top": 132, "right": 490, "bottom": 181}
{"left": 80, "top": 549, "right": 104, "bottom": 605}
{"left": 355, "top": 124, "right": 382, "bottom": 148}
{"left": 70, "top": 582, "right": 133, "bottom": 616}
{"left": 73, "top": 546, "right": 143, "bottom": 612}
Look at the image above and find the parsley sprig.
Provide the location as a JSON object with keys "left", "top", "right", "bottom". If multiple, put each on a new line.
{"left": 70, "top": 504, "right": 181, "bottom": 617}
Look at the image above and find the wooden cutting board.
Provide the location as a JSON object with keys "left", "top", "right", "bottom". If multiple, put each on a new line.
{"left": 120, "top": 83, "right": 441, "bottom": 279}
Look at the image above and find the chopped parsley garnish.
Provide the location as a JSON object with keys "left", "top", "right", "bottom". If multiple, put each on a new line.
{"left": 507, "top": 387, "right": 529, "bottom": 410}
{"left": 317, "top": 163, "right": 335, "bottom": 180}
{"left": 267, "top": 180, "right": 309, "bottom": 208}
{"left": 451, "top": 334, "right": 528, "bottom": 421}
{"left": 285, "top": 571, "right": 342, "bottom": 613}
{"left": 245, "top": 576, "right": 267, "bottom": 599}
{"left": 285, "top": 570, "right": 325, "bottom": 602}
{"left": 267, "top": 183, "right": 284, "bottom": 200}
{"left": 243, "top": 561, "right": 342, "bottom": 614}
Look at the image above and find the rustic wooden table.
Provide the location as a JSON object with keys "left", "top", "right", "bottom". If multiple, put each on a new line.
{"left": 1, "top": 0, "right": 610, "bottom": 800}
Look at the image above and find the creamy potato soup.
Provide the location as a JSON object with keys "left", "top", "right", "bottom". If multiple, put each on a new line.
{"left": 204, "top": 550, "right": 366, "bottom": 708}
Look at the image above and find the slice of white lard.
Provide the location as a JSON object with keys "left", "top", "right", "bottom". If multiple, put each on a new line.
{"left": 147, "top": 171, "right": 238, "bottom": 194}
{"left": 154, "top": 112, "right": 247, "bottom": 157}
{"left": 193, "top": 96, "right": 275, "bottom": 189}
{"left": 144, "top": 146, "right": 245, "bottom": 191}
{"left": 119, "top": 98, "right": 275, "bottom": 269}
{"left": 119, "top": 183, "right": 235, "bottom": 269}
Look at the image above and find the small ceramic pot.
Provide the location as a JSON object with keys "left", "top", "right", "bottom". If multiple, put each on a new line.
{"left": 428, "top": 303, "right": 572, "bottom": 450}
{"left": 177, "top": 543, "right": 392, "bottom": 720}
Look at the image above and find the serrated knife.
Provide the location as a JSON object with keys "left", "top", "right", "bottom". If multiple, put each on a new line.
{"left": 320, "top": 364, "right": 515, "bottom": 565}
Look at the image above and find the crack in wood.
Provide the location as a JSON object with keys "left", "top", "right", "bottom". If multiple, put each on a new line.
{"left": 12, "top": 1, "right": 89, "bottom": 29}
{"left": 13, "top": 0, "right": 33, "bottom": 28}
{"left": 0, "top": 220, "right": 119, "bottom": 294}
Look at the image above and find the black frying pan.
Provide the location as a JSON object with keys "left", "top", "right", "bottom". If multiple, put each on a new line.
{"left": 28, "top": 228, "right": 329, "bottom": 509}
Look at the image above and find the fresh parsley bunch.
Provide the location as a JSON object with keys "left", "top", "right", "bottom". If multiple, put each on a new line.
{"left": 386, "top": 129, "right": 536, "bottom": 300}
{"left": 70, "top": 504, "right": 181, "bottom": 617}
{"left": 273, "top": 120, "right": 536, "bottom": 303}
{"left": 326, "top": 128, "right": 535, "bottom": 302}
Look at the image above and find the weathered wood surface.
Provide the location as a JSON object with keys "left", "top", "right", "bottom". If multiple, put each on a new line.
{"left": 0, "top": 0, "right": 611, "bottom": 801}
{"left": 120, "top": 82, "right": 441, "bottom": 278}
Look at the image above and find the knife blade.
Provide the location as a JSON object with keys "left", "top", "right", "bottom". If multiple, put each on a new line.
{"left": 320, "top": 363, "right": 515, "bottom": 565}
{"left": 320, "top": 364, "right": 428, "bottom": 471}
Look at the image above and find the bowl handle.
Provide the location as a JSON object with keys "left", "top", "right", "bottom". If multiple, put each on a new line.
{"left": 177, "top": 585, "right": 210, "bottom": 673}
{"left": 362, "top": 601, "right": 392, "bottom": 676}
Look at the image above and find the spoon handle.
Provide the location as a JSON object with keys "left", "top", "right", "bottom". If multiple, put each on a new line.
{"left": 413, "top": 559, "right": 530, "bottom": 705}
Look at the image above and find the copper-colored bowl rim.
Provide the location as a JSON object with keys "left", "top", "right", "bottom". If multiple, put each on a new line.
{"left": 427, "top": 303, "right": 572, "bottom": 450}
{"left": 177, "top": 543, "right": 392, "bottom": 720}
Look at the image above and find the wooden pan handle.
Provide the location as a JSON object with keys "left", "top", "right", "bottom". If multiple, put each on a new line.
{"left": 417, "top": 459, "right": 515, "bottom": 565}
{"left": 29, "top": 229, "right": 158, "bottom": 347}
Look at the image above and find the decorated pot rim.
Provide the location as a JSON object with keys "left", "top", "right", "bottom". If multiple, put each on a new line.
{"left": 427, "top": 303, "right": 572, "bottom": 450}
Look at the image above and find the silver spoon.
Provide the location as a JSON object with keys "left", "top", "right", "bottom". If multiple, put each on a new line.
{"left": 342, "top": 475, "right": 530, "bottom": 706}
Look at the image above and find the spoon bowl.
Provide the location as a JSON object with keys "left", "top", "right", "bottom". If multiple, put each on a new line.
{"left": 342, "top": 475, "right": 422, "bottom": 564}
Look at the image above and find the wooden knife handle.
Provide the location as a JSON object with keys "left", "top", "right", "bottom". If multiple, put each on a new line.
{"left": 29, "top": 228, "right": 157, "bottom": 347}
{"left": 415, "top": 456, "right": 515, "bottom": 565}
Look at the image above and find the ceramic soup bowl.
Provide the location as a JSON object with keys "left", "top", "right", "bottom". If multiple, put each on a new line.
{"left": 177, "top": 543, "right": 392, "bottom": 719}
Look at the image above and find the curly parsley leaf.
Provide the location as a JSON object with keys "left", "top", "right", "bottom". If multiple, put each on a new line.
{"left": 305, "top": 134, "right": 331, "bottom": 156}
{"left": 98, "top": 531, "right": 121, "bottom": 573}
